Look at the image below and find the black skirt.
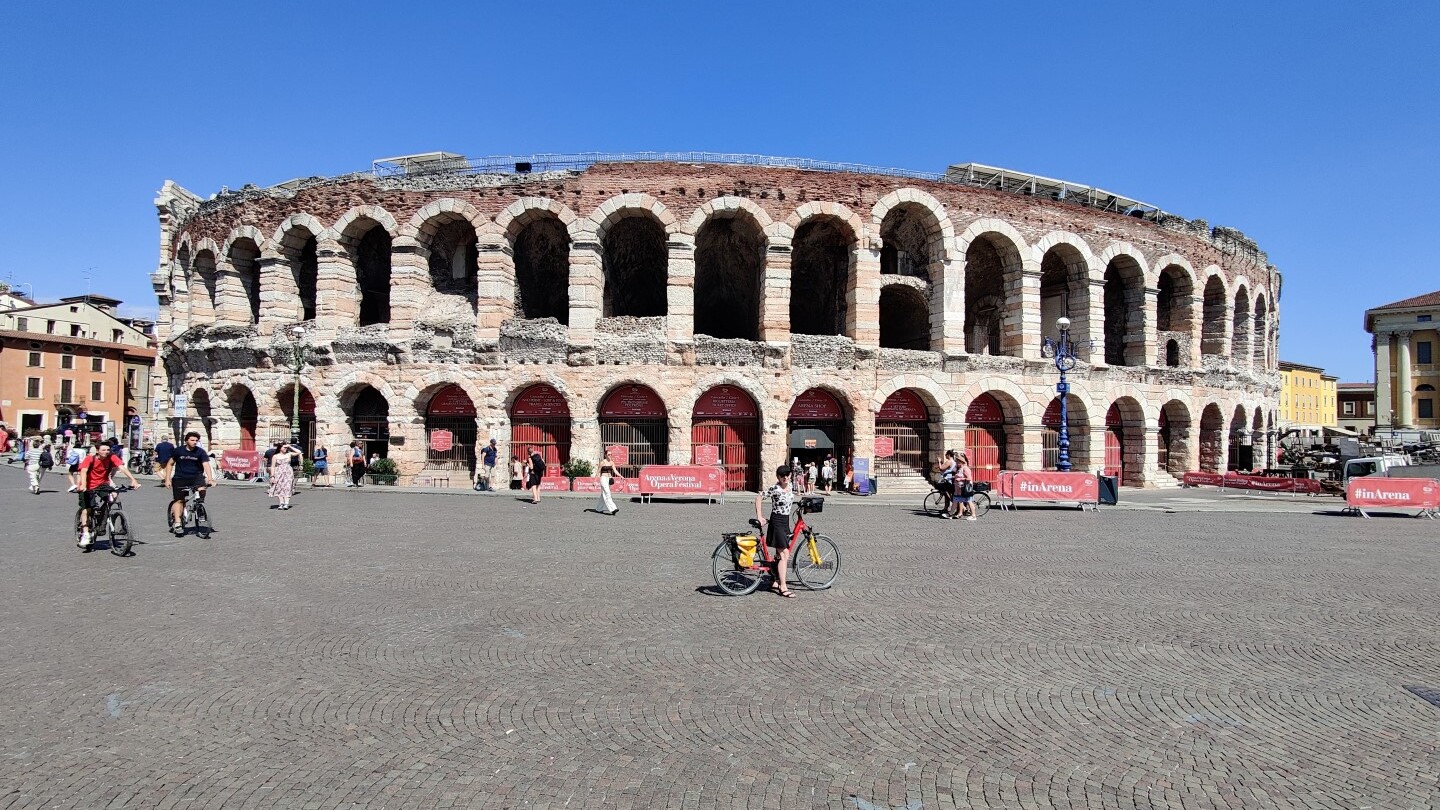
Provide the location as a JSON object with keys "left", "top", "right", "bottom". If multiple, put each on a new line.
{"left": 766, "top": 513, "right": 793, "bottom": 552}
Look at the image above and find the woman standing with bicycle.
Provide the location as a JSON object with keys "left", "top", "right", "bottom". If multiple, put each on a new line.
{"left": 755, "top": 465, "right": 798, "bottom": 599}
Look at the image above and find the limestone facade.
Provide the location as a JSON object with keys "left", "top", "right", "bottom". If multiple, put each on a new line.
{"left": 149, "top": 157, "right": 1282, "bottom": 487}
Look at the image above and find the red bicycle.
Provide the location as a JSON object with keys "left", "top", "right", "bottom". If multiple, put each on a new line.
{"left": 711, "top": 496, "right": 841, "bottom": 595}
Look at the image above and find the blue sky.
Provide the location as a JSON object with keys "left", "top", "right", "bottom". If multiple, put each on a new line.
{"left": 1, "top": 1, "right": 1434, "bottom": 381}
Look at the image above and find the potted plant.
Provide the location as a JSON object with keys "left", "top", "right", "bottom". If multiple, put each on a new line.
{"left": 562, "top": 458, "right": 594, "bottom": 490}
{"left": 300, "top": 458, "right": 316, "bottom": 484}
{"left": 368, "top": 457, "right": 400, "bottom": 485}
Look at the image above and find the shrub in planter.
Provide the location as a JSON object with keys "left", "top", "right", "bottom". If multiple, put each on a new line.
{"left": 562, "top": 459, "right": 594, "bottom": 480}
{"left": 367, "top": 456, "right": 400, "bottom": 485}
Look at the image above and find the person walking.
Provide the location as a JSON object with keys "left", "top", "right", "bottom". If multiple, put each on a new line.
{"left": 955, "top": 451, "right": 977, "bottom": 520}
{"left": 594, "top": 450, "right": 623, "bottom": 515}
{"left": 805, "top": 460, "right": 818, "bottom": 494}
{"left": 154, "top": 436, "right": 176, "bottom": 487}
{"left": 755, "top": 465, "right": 797, "bottom": 599}
{"left": 24, "top": 438, "right": 47, "bottom": 494}
{"left": 527, "top": 447, "right": 546, "bottom": 504}
{"left": 311, "top": 444, "right": 329, "bottom": 487}
{"left": 347, "top": 441, "right": 366, "bottom": 488}
{"left": 476, "top": 439, "right": 499, "bottom": 492}
{"left": 268, "top": 443, "right": 298, "bottom": 509}
{"left": 937, "top": 449, "right": 958, "bottom": 519}
{"left": 64, "top": 443, "right": 82, "bottom": 492}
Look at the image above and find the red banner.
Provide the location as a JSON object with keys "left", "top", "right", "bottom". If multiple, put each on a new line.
{"left": 693, "top": 385, "right": 758, "bottom": 419}
{"left": 638, "top": 465, "right": 725, "bottom": 496}
{"left": 429, "top": 429, "right": 453, "bottom": 452}
{"left": 999, "top": 471, "right": 1099, "bottom": 502}
{"left": 606, "top": 445, "right": 629, "bottom": 467}
{"left": 511, "top": 384, "right": 570, "bottom": 418}
{"left": 571, "top": 476, "right": 642, "bottom": 494}
{"left": 878, "top": 389, "right": 927, "bottom": 421}
{"left": 693, "top": 444, "right": 720, "bottom": 465}
{"left": 874, "top": 436, "right": 895, "bottom": 458}
{"left": 1346, "top": 477, "right": 1440, "bottom": 509}
{"left": 428, "top": 385, "right": 476, "bottom": 417}
{"left": 789, "top": 389, "right": 844, "bottom": 421}
{"left": 219, "top": 450, "right": 261, "bottom": 474}
{"left": 537, "top": 475, "right": 571, "bottom": 492}
{"left": 966, "top": 394, "right": 1004, "bottom": 425}
{"left": 601, "top": 385, "right": 666, "bottom": 418}
{"left": 1182, "top": 471, "right": 1323, "bottom": 494}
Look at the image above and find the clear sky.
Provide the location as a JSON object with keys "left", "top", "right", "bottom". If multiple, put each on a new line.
{"left": 1, "top": 1, "right": 1435, "bottom": 381}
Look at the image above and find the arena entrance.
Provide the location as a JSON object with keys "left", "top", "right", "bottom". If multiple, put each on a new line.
{"left": 1104, "top": 404, "right": 1124, "bottom": 481}
{"left": 787, "top": 388, "right": 850, "bottom": 473}
{"left": 1104, "top": 398, "right": 1145, "bottom": 485}
{"left": 233, "top": 389, "right": 258, "bottom": 451}
{"left": 964, "top": 394, "right": 1008, "bottom": 486}
{"left": 510, "top": 384, "right": 571, "bottom": 469}
{"left": 348, "top": 387, "right": 390, "bottom": 460}
{"left": 691, "top": 385, "right": 760, "bottom": 492}
{"left": 599, "top": 384, "right": 669, "bottom": 477}
{"left": 424, "top": 385, "right": 477, "bottom": 478}
{"left": 1042, "top": 395, "right": 1088, "bottom": 471}
{"left": 274, "top": 384, "right": 316, "bottom": 455}
{"left": 874, "top": 389, "right": 929, "bottom": 479}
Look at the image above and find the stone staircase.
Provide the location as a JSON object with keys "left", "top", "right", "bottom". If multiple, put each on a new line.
{"left": 1149, "top": 469, "right": 1183, "bottom": 489}
{"left": 876, "top": 474, "right": 935, "bottom": 496}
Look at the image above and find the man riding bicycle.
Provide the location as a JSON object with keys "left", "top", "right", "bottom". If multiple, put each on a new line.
{"left": 77, "top": 443, "right": 140, "bottom": 549}
{"left": 167, "top": 432, "right": 216, "bottom": 536}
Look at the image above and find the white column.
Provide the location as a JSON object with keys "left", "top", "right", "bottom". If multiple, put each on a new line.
{"left": 1375, "top": 332, "right": 1393, "bottom": 428}
{"left": 1398, "top": 330, "right": 1414, "bottom": 427}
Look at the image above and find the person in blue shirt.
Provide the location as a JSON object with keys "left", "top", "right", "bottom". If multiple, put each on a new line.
{"left": 476, "top": 439, "right": 499, "bottom": 491}
{"left": 154, "top": 437, "right": 176, "bottom": 488}
{"left": 167, "top": 432, "right": 215, "bottom": 534}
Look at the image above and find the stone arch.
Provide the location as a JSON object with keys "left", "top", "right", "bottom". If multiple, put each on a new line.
{"left": 1105, "top": 395, "right": 1147, "bottom": 487}
{"left": 871, "top": 189, "right": 954, "bottom": 260}
{"left": 409, "top": 374, "right": 487, "bottom": 417}
{"left": 875, "top": 198, "right": 948, "bottom": 279}
{"left": 411, "top": 205, "right": 480, "bottom": 311}
{"left": 334, "top": 208, "right": 396, "bottom": 326}
{"left": 1036, "top": 232, "right": 1094, "bottom": 359}
{"left": 675, "top": 371, "right": 774, "bottom": 428}
{"left": 224, "top": 230, "right": 265, "bottom": 325}
{"left": 869, "top": 375, "right": 953, "bottom": 415}
{"left": 784, "top": 201, "right": 866, "bottom": 244}
{"left": 595, "top": 200, "right": 669, "bottom": 318}
{"left": 879, "top": 282, "right": 931, "bottom": 350}
{"left": 1229, "top": 403, "right": 1252, "bottom": 470}
{"left": 192, "top": 244, "right": 220, "bottom": 322}
{"left": 1201, "top": 271, "right": 1229, "bottom": 358}
{"left": 957, "top": 221, "right": 1028, "bottom": 357}
{"left": 1158, "top": 399, "right": 1193, "bottom": 477}
{"left": 1155, "top": 258, "right": 1196, "bottom": 366}
{"left": 1232, "top": 284, "right": 1252, "bottom": 365}
{"left": 273, "top": 215, "right": 323, "bottom": 322}
{"left": 1198, "top": 402, "right": 1226, "bottom": 473}
{"left": 1041, "top": 390, "right": 1093, "bottom": 471}
{"left": 1100, "top": 247, "right": 1148, "bottom": 366}
{"left": 330, "top": 205, "right": 399, "bottom": 241}
{"left": 332, "top": 371, "right": 402, "bottom": 416}
{"left": 788, "top": 208, "right": 859, "bottom": 337}
{"left": 959, "top": 385, "right": 1025, "bottom": 484}
{"left": 189, "top": 386, "right": 217, "bottom": 446}
{"left": 1252, "top": 293, "right": 1270, "bottom": 369}
{"left": 692, "top": 200, "right": 768, "bottom": 340}
{"left": 402, "top": 198, "right": 485, "bottom": 240}
{"left": 501, "top": 374, "right": 581, "bottom": 415}
{"left": 590, "top": 193, "right": 680, "bottom": 241}
{"left": 497, "top": 197, "right": 581, "bottom": 238}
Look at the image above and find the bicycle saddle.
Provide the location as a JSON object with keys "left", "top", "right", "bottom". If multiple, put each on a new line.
{"left": 748, "top": 518, "right": 762, "bottom": 529}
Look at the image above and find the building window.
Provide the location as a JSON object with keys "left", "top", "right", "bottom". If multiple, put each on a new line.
{"left": 112, "top": 329, "right": 123, "bottom": 342}
{"left": 91, "top": 381, "right": 104, "bottom": 402}
{"left": 69, "top": 324, "right": 81, "bottom": 337}
{"left": 46, "top": 320, "right": 55, "bottom": 334}
{"left": 16, "top": 317, "right": 27, "bottom": 330}
{"left": 59, "top": 380, "right": 73, "bottom": 403}
{"left": 126, "top": 368, "right": 136, "bottom": 387}
{"left": 1419, "top": 315, "right": 1432, "bottom": 322}
{"left": 1366, "top": 402, "right": 1374, "bottom": 416}
{"left": 69, "top": 305, "right": 78, "bottom": 313}
{"left": 1419, "top": 341, "right": 1433, "bottom": 364}
{"left": 1421, "top": 399, "right": 1435, "bottom": 420}
{"left": 91, "top": 356, "right": 103, "bottom": 372}
{"left": 25, "top": 378, "right": 40, "bottom": 398}
{"left": 60, "top": 354, "right": 74, "bottom": 370}
{"left": 26, "top": 351, "right": 41, "bottom": 367}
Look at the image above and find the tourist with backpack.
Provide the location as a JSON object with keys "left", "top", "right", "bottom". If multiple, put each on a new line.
{"left": 527, "top": 447, "right": 546, "bottom": 504}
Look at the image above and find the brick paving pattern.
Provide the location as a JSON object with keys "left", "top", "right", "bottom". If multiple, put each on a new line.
{"left": 1, "top": 471, "right": 1437, "bottom": 809}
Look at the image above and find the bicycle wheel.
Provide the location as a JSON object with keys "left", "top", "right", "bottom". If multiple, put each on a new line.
{"left": 107, "top": 511, "right": 133, "bottom": 557}
{"left": 711, "top": 541, "right": 764, "bottom": 596}
{"left": 792, "top": 533, "right": 841, "bottom": 591}
{"left": 194, "top": 503, "right": 212, "bottom": 539}
{"left": 923, "top": 490, "right": 947, "bottom": 516}
{"left": 972, "top": 493, "right": 991, "bottom": 518}
{"left": 74, "top": 509, "right": 85, "bottom": 543}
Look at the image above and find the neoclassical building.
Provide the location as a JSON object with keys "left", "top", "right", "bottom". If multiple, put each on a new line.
{"left": 149, "top": 153, "right": 1281, "bottom": 489}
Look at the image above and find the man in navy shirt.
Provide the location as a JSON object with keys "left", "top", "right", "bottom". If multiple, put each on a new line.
{"left": 477, "top": 439, "right": 499, "bottom": 491}
{"left": 154, "top": 436, "right": 176, "bottom": 487}
{"left": 167, "top": 432, "right": 215, "bottom": 534}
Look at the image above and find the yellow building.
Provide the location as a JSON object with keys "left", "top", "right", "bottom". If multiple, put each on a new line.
{"left": 1365, "top": 290, "right": 1440, "bottom": 429}
{"left": 1279, "top": 361, "right": 1337, "bottom": 426}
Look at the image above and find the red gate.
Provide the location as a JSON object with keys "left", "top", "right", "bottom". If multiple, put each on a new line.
{"left": 692, "top": 385, "right": 760, "bottom": 491}
{"left": 875, "top": 389, "right": 929, "bottom": 478}
{"left": 599, "top": 384, "right": 668, "bottom": 478}
{"left": 1104, "top": 404, "right": 1124, "bottom": 480}
{"left": 511, "top": 384, "right": 571, "bottom": 467}
{"left": 965, "top": 394, "right": 1007, "bottom": 485}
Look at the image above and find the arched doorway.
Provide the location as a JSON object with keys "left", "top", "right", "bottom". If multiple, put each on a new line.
{"left": 1042, "top": 395, "right": 1089, "bottom": 471}
{"left": 691, "top": 385, "right": 761, "bottom": 491}
{"left": 192, "top": 389, "right": 213, "bottom": 448}
{"left": 232, "top": 389, "right": 258, "bottom": 451}
{"left": 875, "top": 389, "right": 930, "bottom": 479}
{"left": 787, "top": 388, "right": 850, "bottom": 472}
{"left": 424, "top": 385, "right": 477, "bottom": 477}
{"left": 600, "top": 384, "right": 668, "bottom": 477}
{"left": 1106, "top": 398, "right": 1145, "bottom": 485}
{"left": 349, "top": 387, "right": 390, "bottom": 460}
{"left": 1228, "top": 405, "right": 1251, "bottom": 471}
{"left": 1199, "top": 404, "right": 1225, "bottom": 473}
{"left": 277, "top": 383, "right": 316, "bottom": 454}
{"left": 1104, "top": 404, "right": 1124, "bottom": 481}
{"left": 510, "top": 384, "right": 571, "bottom": 469}
{"left": 964, "top": 394, "right": 1008, "bottom": 485}
{"left": 1159, "top": 400, "right": 1192, "bottom": 476}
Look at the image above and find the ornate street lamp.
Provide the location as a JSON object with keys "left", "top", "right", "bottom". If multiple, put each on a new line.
{"left": 1041, "top": 317, "right": 1091, "bottom": 472}
{"left": 287, "top": 326, "right": 308, "bottom": 446}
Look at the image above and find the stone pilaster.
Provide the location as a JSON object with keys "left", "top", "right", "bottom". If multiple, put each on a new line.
{"left": 851, "top": 245, "right": 881, "bottom": 348}
{"left": 1375, "top": 332, "right": 1393, "bottom": 428}
{"left": 315, "top": 238, "right": 356, "bottom": 332}
{"left": 1017, "top": 269, "right": 1042, "bottom": 359}
{"left": 567, "top": 239, "right": 602, "bottom": 346}
{"left": 256, "top": 256, "right": 298, "bottom": 336}
{"left": 388, "top": 237, "right": 428, "bottom": 335}
{"left": 759, "top": 241, "right": 791, "bottom": 344}
{"left": 667, "top": 238, "right": 695, "bottom": 344}
{"left": 1398, "top": 330, "right": 1413, "bottom": 427}
{"left": 1140, "top": 287, "right": 1159, "bottom": 367}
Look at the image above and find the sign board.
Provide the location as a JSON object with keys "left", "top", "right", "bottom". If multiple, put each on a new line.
{"left": 571, "top": 476, "right": 642, "bottom": 494}
{"left": 877, "top": 389, "right": 927, "bottom": 422}
{"left": 172, "top": 394, "right": 188, "bottom": 418}
{"left": 788, "top": 388, "right": 844, "bottom": 421}
{"left": 428, "top": 385, "right": 476, "bottom": 417}
{"left": 607, "top": 445, "right": 629, "bottom": 467}
{"left": 637, "top": 465, "right": 725, "bottom": 499}
{"left": 854, "top": 457, "right": 870, "bottom": 495}
{"left": 1345, "top": 477, "right": 1440, "bottom": 514}
{"left": 536, "top": 475, "right": 571, "bottom": 492}
{"left": 693, "top": 385, "right": 759, "bottom": 419}
{"left": 429, "top": 429, "right": 454, "bottom": 452}
{"left": 218, "top": 450, "right": 261, "bottom": 475}
{"left": 693, "top": 444, "right": 720, "bottom": 465}
{"left": 998, "top": 471, "right": 1099, "bottom": 504}
{"left": 600, "top": 385, "right": 666, "bottom": 419}
{"left": 874, "top": 437, "right": 895, "bottom": 458}
{"left": 511, "top": 384, "right": 570, "bottom": 418}
{"left": 1181, "top": 471, "right": 1323, "bottom": 494}
{"left": 965, "top": 394, "right": 1003, "bottom": 425}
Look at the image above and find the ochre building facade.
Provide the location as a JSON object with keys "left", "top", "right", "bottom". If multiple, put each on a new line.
{"left": 149, "top": 155, "right": 1282, "bottom": 488}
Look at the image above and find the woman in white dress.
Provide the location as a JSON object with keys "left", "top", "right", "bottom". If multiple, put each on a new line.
{"left": 594, "top": 450, "right": 623, "bottom": 516}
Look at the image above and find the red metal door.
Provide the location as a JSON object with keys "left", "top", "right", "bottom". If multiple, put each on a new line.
{"left": 692, "top": 419, "right": 759, "bottom": 491}
{"left": 964, "top": 426, "right": 1004, "bottom": 485}
{"left": 512, "top": 420, "right": 570, "bottom": 467}
{"left": 1104, "top": 428, "right": 1124, "bottom": 478}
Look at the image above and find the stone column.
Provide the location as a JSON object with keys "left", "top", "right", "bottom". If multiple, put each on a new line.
{"left": 940, "top": 257, "right": 965, "bottom": 355}
{"left": 851, "top": 246, "right": 881, "bottom": 347}
{"left": 1398, "top": 330, "right": 1413, "bottom": 427}
{"left": 1017, "top": 269, "right": 1042, "bottom": 359}
{"left": 315, "top": 238, "right": 357, "bottom": 333}
{"left": 387, "top": 238, "right": 428, "bottom": 336}
{"left": 1375, "top": 332, "right": 1392, "bottom": 429}
{"left": 1140, "top": 424, "right": 1161, "bottom": 485}
{"left": 1085, "top": 279, "right": 1107, "bottom": 363}
{"left": 567, "top": 239, "right": 603, "bottom": 347}
{"left": 1188, "top": 294, "right": 1205, "bottom": 367}
{"left": 666, "top": 238, "right": 695, "bottom": 344}
{"left": 759, "top": 241, "right": 792, "bottom": 345}
{"left": 475, "top": 225, "right": 513, "bottom": 342}
{"left": 1140, "top": 287, "right": 1159, "bottom": 367}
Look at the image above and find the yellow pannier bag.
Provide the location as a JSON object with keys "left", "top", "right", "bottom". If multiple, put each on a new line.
{"left": 735, "top": 535, "right": 759, "bottom": 568}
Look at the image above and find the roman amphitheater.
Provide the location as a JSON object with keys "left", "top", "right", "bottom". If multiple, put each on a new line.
{"left": 150, "top": 152, "right": 1280, "bottom": 490}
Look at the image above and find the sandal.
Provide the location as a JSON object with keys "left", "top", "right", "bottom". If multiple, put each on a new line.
{"left": 776, "top": 589, "right": 796, "bottom": 598}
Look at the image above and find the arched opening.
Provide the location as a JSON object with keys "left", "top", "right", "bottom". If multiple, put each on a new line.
{"left": 788, "top": 388, "right": 851, "bottom": 475}
{"left": 875, "top": 388, "right": 933, "bottom": 480}
{"left": 602, "top": 214, "right": 667, "bottom": 317}
{"left": 1039, "top": 246, "right": 1088, "bottom": 356}
{"left": 194, "top": 250, "right": 219, "bottom": 322}
{"left": 694, "top": 213, "right": 764, "bottom": 340}
{"left": 228, "top": 238, "right": 262, "bottom": 324}
{"left": 1165, "top": 339, "right": 1180, "bottom": 367}
{"left": 277, "top": 383, "right": 317, "bottom": 456}
{"left": 512, "top": 215, "right": 570, "bottom": 322}
{"left": 1104, "top": 398, "right": 1145, "bottom": 486}
{"left": 345, "top": 221, "right": 392, "bottom": 326}
{"left": 692, "top": 384, "right": 761, "bottom": 491}
{"left": 790, "top": 217, "right": 853, "bottom": 336}
{"left": 228, "top": 387, "right": 258, "bottom": 451}
{"left": 277, "top": 225, "right": 319, "bottom": 322}
{"left": 1042, "top": 394, "right": 1090, "bottom": 471}
{"left": 348, "top": 386, "right": 390, "bottom": 461}
{"left": 1201, "top": 276, "right": 1228, "bottom": 358}
{"left": 1103, "top": 256, "right": 1145, "bottom": 366}
{"left": 1157, "top": 265, "right": 1193, "bottom": 365}
{"left": 424, "top": 384, "right": 477, "bottom": 478}
{"left": 878, "top": 285, "right": 931, "bottom": 350}
{"left": 510, "top": 384, "right": 571, "bottom": 471}
{"left": 879, "top": 204, "right": 932, "bottom": 278}
{"left": 191, "top": 389, "right": 213, "bottom": 447}
{"left": 421, "top": 216, "right": 478, "bottom": 312}
{"left": 1159, "top": 400, "right": 1192, "bottom": 477}
{"left": 599, "top": 384, "right": 669, "bottom": 477}
{"left": 1231, "top": 287, "right": 1252, "bottom": 365}
{"left": 1227, "top": 405, "right": 1251, "bottom": 471}
{"left": 964, "top": 393, "right": 1015, "bottom": 485}
{"left": 1253, "top": 296, "right": 1269, "bottom": 369}
{"left": 1199, "top": 404, "right": 1225, "bottom": 473}
{"left": 964, "top": 235, "right": 1021, "bottom": 356}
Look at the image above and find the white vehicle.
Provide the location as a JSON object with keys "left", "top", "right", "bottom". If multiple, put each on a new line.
{"left": 1342, "top": 455, "right": 1440, "bottom": 482}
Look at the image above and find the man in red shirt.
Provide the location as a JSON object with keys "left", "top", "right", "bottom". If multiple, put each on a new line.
{"left": 78, "top": 443, "right": 139, "bottom": 549}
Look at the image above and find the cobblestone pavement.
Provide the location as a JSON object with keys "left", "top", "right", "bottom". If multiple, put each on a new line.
{"left": 1, "top": 467, "right": 1437, "bottom": 809}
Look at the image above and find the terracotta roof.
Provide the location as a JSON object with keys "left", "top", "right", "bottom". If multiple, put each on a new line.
{"left": 1370, "top": 290, "right": 1440, "bottom": 311}
{"left": 1336, "top": 382, "right": 1374, "bottom": 390}
{"left": 0, "top": 330, "right": 156, "bottom": 360}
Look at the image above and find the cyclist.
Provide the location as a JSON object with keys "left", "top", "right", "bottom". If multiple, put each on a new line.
{"left": 755, "top": 465, "right": 797, "bottom": 599}
{"left": 77, "top": 443, "right": 139, "bottom": 550}
{"left": 937, "top": 449, "right": 958, "bottom": 519}
{"left": 955, "top": 451, "right": 977, "bottom": 521}
{"left": 167, "top": 431, "right": 216, "bottom": 535}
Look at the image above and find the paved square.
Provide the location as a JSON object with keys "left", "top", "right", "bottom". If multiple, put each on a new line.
{"left": 1, "top": 470, "right": 1437, "bottom": 809}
